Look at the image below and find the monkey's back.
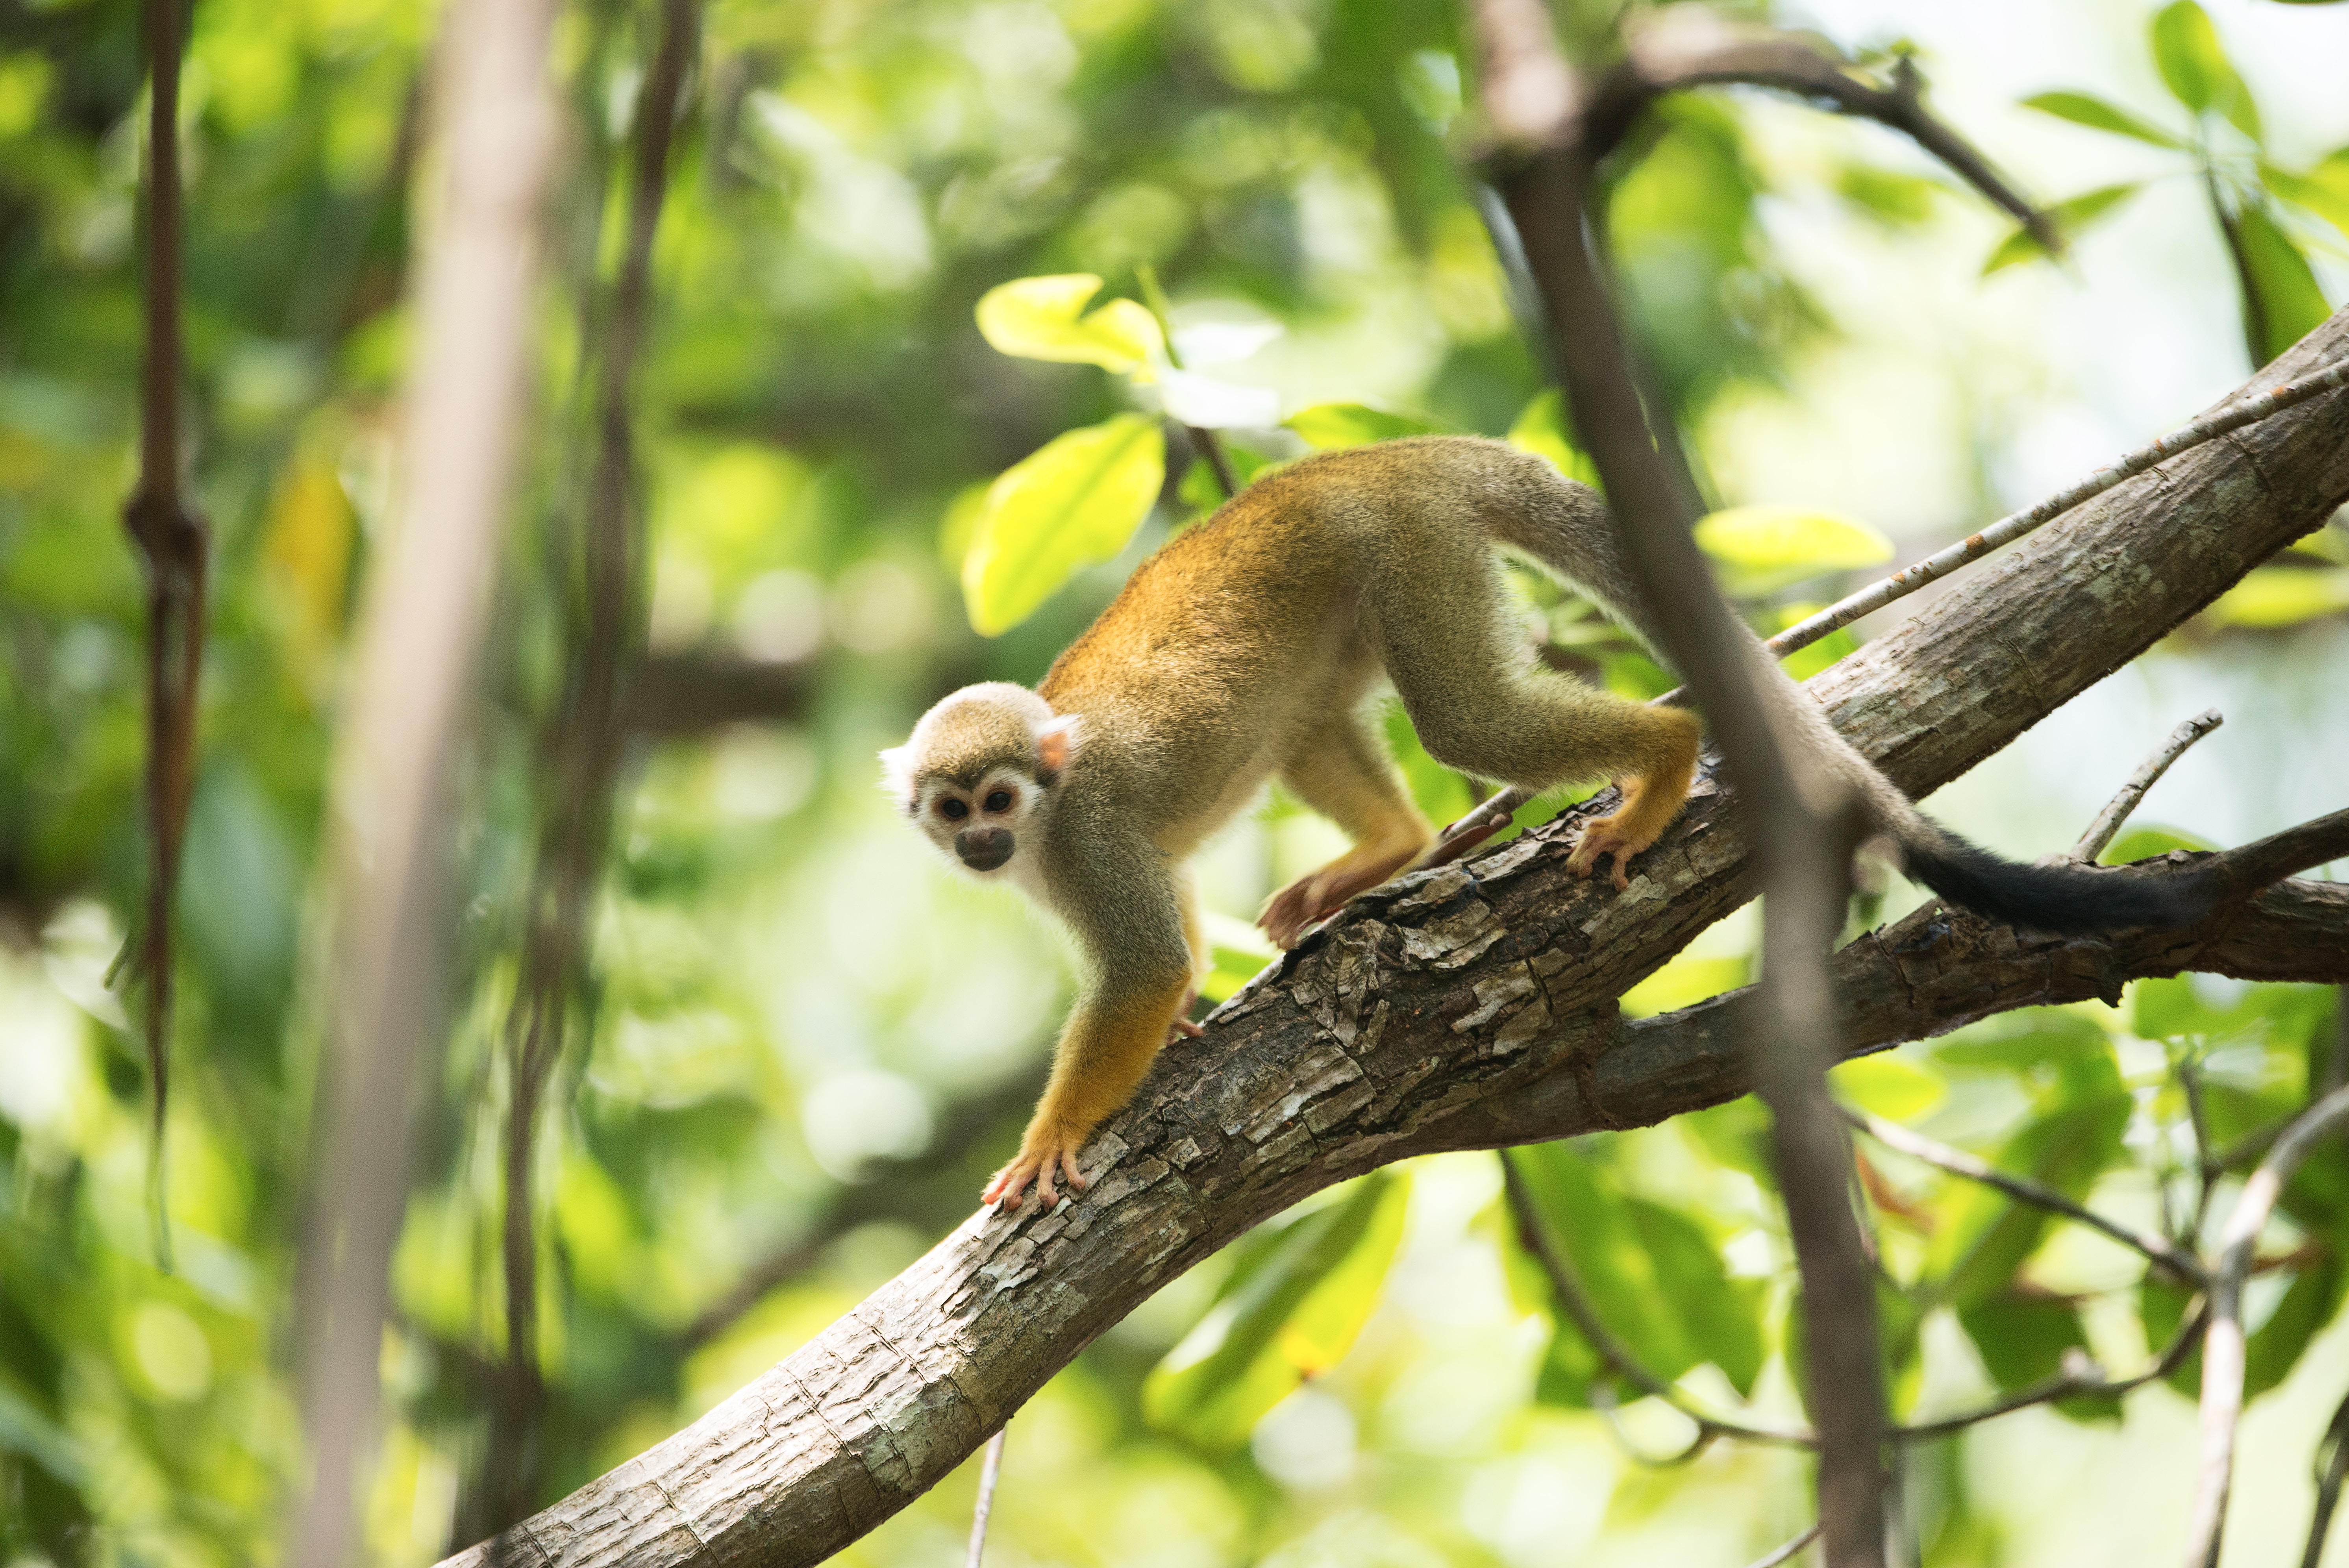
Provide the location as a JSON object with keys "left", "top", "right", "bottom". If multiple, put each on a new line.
{"left": 1035, "top": 437, "right": 1559, "bottom": 853}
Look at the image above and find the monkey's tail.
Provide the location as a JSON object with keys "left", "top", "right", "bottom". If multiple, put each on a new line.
{"left": 1892, "top": 819, "right": 2215, "bottom": 932}
{"left": 1481, "top": 439, "right": 2215, "bottom": 935}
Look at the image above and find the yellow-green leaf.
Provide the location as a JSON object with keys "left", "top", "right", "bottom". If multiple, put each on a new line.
{"left": 1833, "top": 1054, "right": 1945, "bottom": 1122}
{"left": 1983, "top": 183, "right": 2144, "bottom": 274}
{"left": 961, "top": 414, "right": 1166, "bottom": 636}
{"left": 1143, "top": 1173, "right": 1408, "bottom": 1446}
{"left": 1285, "top": 402, "right": 1439, "bottom": 450}
{"left": 2262, "top": 150, "right": 2349, "bottom": 241}
{"left": 2205, "top": 565, "right": 2349, "bottom": 628}
{"left": 2021, "top": 90, "right": 2186, "bottom": 150}
{"left": 1619, "top": 953, "right": 1748, "bottom": 1018}
{"left": 974, "top": 274, "right": 1165, "bottom": 374}
{"left": 2150, "top": 1, "right": 2261, "bottom": 142}
{"left": 1506, "top": 388, "right": 1597, "bottom": 485}
{"left": 1694, "top": 505, "right": 1893, "bottom": 592}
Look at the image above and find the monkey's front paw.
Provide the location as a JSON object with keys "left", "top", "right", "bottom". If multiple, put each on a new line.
{"left": 982, "top": 1127, "right": 1091, "bottom": 1210}
{"left": 1567, "top": 813, "right": 1655, "bottom": 892}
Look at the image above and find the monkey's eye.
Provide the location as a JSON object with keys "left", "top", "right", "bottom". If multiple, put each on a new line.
{"left": 984, "top": 789, "right": 1012, "bottom": 813}
{"left": 940, "top": 798, "right": 969, "bottom": 820}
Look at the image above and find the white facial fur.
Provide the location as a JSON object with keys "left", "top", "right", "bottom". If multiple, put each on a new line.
{"left": 905, "top": 766, "right": 1045, "bottom": 878}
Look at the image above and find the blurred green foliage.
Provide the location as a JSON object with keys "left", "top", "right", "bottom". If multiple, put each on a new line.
{"left": 0, "top": 0, "right": 2344, "bottom": 1564}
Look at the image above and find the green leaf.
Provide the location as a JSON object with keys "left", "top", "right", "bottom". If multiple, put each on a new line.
{"left": 1515, "top": 1143, "right": 1766, "bottom": 1403}
{"left": 1923, "top": 1047, "right": 2130, "bottom": 1313}
{"left": 1834, "top": 1053, "right": 1946, "bottom": 1123}
{"left": 2150, "top": 1, "right": 2262, "bottom": 141}
{"left": 974, "top": 273, "right": 1164, "bottom": 374}
{"left": 2205, "top": 565, "right": 2349, "bottom": 628}
{"left": 2101, "top": 823, "right": 2218, "bottom": 866}
{"left": 2021, "top": 91, "right": 2187, "bottom": 149}
{"left": 1143, "top": 1173, "right": 1408, "bottom": 1446}
{"left": 961, "top": 414, "right": 1166, "bottom": 636}
{"left": 1506, "top": 389, "right": 1598, "bottom": 486}
{"left": 1693, "top": 505, "right": 1894, "bottom": 594}
{"left": 2260, "top": 150, "right": 2349, "bottom": 240}
{"left": 1982, "top": 184, "right": 2144, "bottom": 273}
{"left": 1958, "top": 1296, "right": 2121, "bottom": 1424}
{"left": 2232, "top": 202, "right": 2332, "bottom": 365}
{"left": 1618, "top": 954, "right": 1749, "bottom": 1019}
{"left": 1284, "top": 402, "right": 1439, "bottom": 450}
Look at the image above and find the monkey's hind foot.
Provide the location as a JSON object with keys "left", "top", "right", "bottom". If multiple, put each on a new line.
{"left": 1259, "top": 839, "right": 1425, "bottom": 949}
{"left": 1567, "top": 812, "right": 1661, "bottom": 892}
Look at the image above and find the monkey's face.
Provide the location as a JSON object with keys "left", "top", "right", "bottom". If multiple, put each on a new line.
{"left": 905, "top": 768, "right": 1045, "bottom": 877}
{"left": 880, "top": 683, "right": 1081, "bottom": 883}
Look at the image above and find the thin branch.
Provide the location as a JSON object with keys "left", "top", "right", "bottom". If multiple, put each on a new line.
{"left": 471, "top": 0, "right": 700, "bottom": 1536}
{"left": 122, "top": 0, "right": 209, "bottom": 1268}
{"left": 1135, "top": 265, "right": 1238, "bottom": 500}
{"left": 2185, "top": 1085, "right": 2349, "bottom": 1568}
{"left": 1841, "top": 1105, "right": 2205, "bottom": 1285}
{"left": 2301, "top": 1388, "right": 2349, "bottom": 1568}
{"left": 1584, "top": 24, "right": 2053, "bottom": 250}
{"left": 1893, "top": 1298, "right": 2208, "bottom": 1443}
{"left": 964, "top": 1429, "right": 1007, "bottom": 1568}
{"left": 1471, "top": 4, "right": 1888, "bottom": 1557}
{"left": 286, "top": 0, "right": 563, "bottom": 1561}
{"left": 2073, "top": 710, "right": 2224, "bottom": 862}
{"left": 1745, "top": 1523, "right": 1823, "bottom": 1568}
{"left": 1500, "top": 1151, "right": 1816, "bottom": 1448}
{"left": 1759, "top": 358, "right": 2349, "bottom": 665}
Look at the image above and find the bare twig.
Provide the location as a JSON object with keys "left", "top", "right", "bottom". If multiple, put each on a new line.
{"left": 2073, "top": 711, "right": 2224, "bottom": 863}
{"left": 964, "top": 1429, "right": 1007, "bottom": 1568}
{"left": 122, "top": 0, "right": 208, "bottom": 1268}
{"left": 1584, "top": 24, "right": 2053, "bottom": 250}
{"left": 1841, "top": 1105, "right": 2205, "bottom": 1284}
{"left": 2184, "top": 1085, "right": 2349, "bottom": 1568}
{"left": 1501, "top": 1151, "right": 1815, "bottom": 1448}
{"left": 1760, "top": 358, "right": 2349, "bottom": 665}
{"left": 2301, "top": 1388, "right": 2349, "bottom": 1568}
{"left": 1746, "top": 1522, "right": 1823, "bottom": 1568}
{"left": 1893, "top": 1298, "right": 2208, "bottom": 1443}
{"left": 286, "top": 0, "right": 562, "bottom": 1561}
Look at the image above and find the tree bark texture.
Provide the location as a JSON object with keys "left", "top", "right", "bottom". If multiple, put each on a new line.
{"left": 441, "top": 311, "right": 2349, "bottom": 1568}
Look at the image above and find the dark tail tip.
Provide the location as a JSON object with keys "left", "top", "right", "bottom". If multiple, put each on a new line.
{"left": 1902, "top": 833, "right": 2213, "bottom": 934}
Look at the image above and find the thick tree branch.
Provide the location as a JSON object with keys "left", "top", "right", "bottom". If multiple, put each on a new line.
{"left": 437, "top": 300, "right": 2349, "bottom": 1568}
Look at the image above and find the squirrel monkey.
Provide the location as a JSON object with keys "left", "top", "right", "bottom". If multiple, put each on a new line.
{"left": 884, "top": 436, "right": 2205, "bottom": 1207}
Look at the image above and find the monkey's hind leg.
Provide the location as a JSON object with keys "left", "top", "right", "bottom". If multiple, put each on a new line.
{"left": 1368, "top": 545, "right": 1700, "bottom": 891}
{"left": 1261, "top": 707, "right": 1434, "bottom": 948}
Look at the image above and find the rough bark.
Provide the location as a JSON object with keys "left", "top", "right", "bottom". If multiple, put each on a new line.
{"left": 440, "top": 311, "right": 2349, "bottom": 1568}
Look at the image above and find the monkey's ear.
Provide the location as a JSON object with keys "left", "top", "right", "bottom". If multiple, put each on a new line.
{"left": 1035, "top": 713, "right": 1083, "bottom": 778}
{"left": 877, "top": 745, "right": 917, "bottom": 804}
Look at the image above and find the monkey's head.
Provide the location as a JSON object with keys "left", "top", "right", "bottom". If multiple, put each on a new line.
{"left": 879, "top": 682, "right": 1081, "bottom": 878}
